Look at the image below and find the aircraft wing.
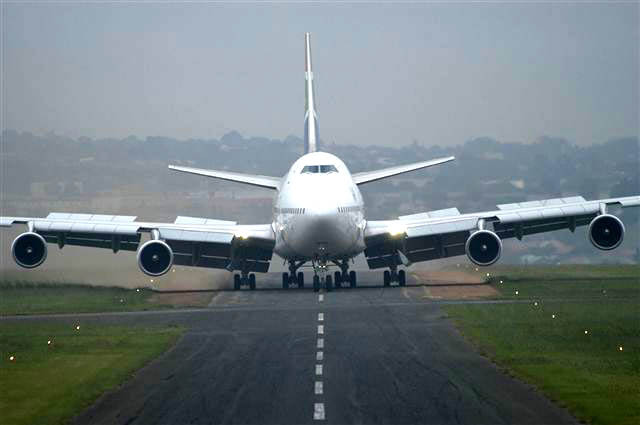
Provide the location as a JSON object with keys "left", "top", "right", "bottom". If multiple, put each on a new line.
{"left": 351, "top": 156, "right": 455, "bottom": 185}
{"left": 168, "top": 165, "right": 281, "bottom": 190}
{"left": 0, "top": 213, "right": 275, "bottom": 273}
{"left": 363, "top": 195, "right": 640, "bottom": 269}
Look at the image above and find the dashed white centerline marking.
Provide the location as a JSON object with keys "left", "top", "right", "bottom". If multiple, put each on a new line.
{"left": 317, "top": 325, "right": 324, "bottom": 335}
{"left": 315, "top": 381, "right": 323, "bottom": 395}
{"left": 318, "top": 294, "right": 324, "bottom": 302}
{"left": 318, "top": 312, "right": 324, "bottom": 321}
{"left": 316, "top": 351, "right": 323, "bottom": 361}
{"left": 317, "top": 338, "right": 324, "bottom": 349}
{"left": 314, "top": 402, "right": 325, "bottom": 420}
{"left": 315, "top": 364, "right": 323, "bottom": 376}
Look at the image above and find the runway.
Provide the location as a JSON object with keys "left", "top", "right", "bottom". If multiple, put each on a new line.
{"left": 7, "top": 272, "right": 577, "bottom": 424}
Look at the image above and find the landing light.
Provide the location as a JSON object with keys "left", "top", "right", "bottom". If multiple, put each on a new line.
{"left": 388, "top": 223, "right": 406, "bottom": 237}
{"left": 75, "top": 325, "right": 80, "bottom": 331}
{"left": 619, "top": 346, "right": 623, "bottom": 351}
{"left": 552, "top": 314, "right": 556, "bottom": 319}
{"left": 235, "top": 229, "right": 251, "bottom": 240}
{"left": 9, "top": 355, "right": 15, "bottom": 362}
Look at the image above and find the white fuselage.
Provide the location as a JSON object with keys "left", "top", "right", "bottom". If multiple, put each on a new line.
{"left": 273, "top": 152, "right": 366, "bottom": 262}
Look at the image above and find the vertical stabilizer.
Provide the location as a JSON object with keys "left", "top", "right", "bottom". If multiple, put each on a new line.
{"left": 304, "top": 33, "right": 319, "bottom": 153}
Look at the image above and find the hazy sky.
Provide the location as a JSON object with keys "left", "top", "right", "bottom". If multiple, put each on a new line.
{"left": 3, "top": 1, "right": 638, "bottom": 147}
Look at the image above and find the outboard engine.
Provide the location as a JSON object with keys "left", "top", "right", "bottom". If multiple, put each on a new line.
{"left": 465, "top": 230, "right": 502, "bottom": 266}
{"left": 12, "top": 232, "right": 47, "bottom": 269}
{"left": 588, "top": 214, "right": 624, "bottom": 250}
{"left": 137, "top": 240, "right": 173, "bottom": 276}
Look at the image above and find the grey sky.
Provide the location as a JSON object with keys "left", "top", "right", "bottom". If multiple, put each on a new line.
{"left": 3, "top": 1, "right": 638, "bottom": 147}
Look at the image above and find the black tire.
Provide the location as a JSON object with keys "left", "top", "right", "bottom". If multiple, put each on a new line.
{"left": 234, "top": 274, "right": 241, "bottom": 291}
{"left": 383, "top": 270, "right": 391, "bottom": 287}
{"left": 349, "top": 270, "right": 357, "bottom": 288}
{"left": 325, "top": 275, "right": 333, "bottom": 292}
{"left": 398, "top": 270, "right": 406, "bottom": 287}
{"left": 334, "top": 271, "right": 342, "bottom": 288}
{"left": 313, "top": 276, "right": 320, "bottom": 292}
{"left": 282, "top": 272, "right": 289, "bottom": 289}
{"left": 297, "top": 272, "right": 304, "bottom": 288}
{"left": 249, "top": 273, "right": 256, "bottom": 290}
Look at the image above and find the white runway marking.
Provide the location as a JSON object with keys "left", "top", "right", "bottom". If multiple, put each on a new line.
{"left": 318, "top": 294, "right": 324, "bottom": 302}
{"left": 315, "top": 364, "right": 323, "bottom": 376}
{"left": 314, "top": 403, "right": 325, "bottom": 420}
{"left": 317, "top": 325, "right": 324, "bottom": 335}
{"left": 318, "top": 313, "right": 324, "bottom": 321}
{"left": 317, "top": 338, "right": 324, "bottom": 349}
{"left": 316, "top": 351, "right": 323, "bottom": 361}
{"left": 315, "top": 381, "right": 323, "bottom": 395}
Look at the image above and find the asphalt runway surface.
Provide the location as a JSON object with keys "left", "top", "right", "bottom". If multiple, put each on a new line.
{"left": 9, "top": 272, "right": 577, "bottom": 425}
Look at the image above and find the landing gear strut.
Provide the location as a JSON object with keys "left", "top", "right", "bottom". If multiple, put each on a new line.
{"left": 383, "top": 265, "right": 405, "bottom": 287}
{"left": 233, "top": 271, "right": 256, "bottom": 290}
{"left": 332, "top": 259, "right": 357, "bottom": 289}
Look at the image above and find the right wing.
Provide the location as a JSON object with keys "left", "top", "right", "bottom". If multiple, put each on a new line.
{"left": 168, "top": 165, "right": 282, "bottom": 190}
{"left": 363, "top": 195, "right": 640, "bottom": 269}
{"left": 1, "top": 213, "right": 275, "bottom": 274}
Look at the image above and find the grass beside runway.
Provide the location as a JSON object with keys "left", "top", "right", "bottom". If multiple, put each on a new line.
{"left": 0, "top": 321, "right": 184, "bottom": 425}
{"left": 0, "top": 281, "right": 212, "bottom": 315}
{"left": 445, "top": 266, "right": 640, "bottom": 425}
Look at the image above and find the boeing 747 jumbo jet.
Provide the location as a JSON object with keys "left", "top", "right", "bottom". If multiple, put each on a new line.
{"left": 2, "top": 34, "right": 639, "bottom": 291}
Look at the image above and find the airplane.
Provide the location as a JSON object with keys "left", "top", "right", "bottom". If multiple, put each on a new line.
{"left": 2, "top": 33, "right": 639, "bottom": 292}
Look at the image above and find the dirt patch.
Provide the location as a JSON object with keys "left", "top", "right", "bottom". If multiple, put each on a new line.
{"left": 147, "top": 292, "right": 214, "bottom": 308}
{"left": 412, "top": 270, "right": 500, "bottom": 299}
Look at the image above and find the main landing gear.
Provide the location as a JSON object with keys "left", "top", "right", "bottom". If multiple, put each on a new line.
{"left": 282, "top": 260, "right": 305, "bottom": 289}
{"left": 383, "top": 265, "right": 406, "bottom": 287}
{"left": 233, "top": 271, "right": 256, "bottom": 291}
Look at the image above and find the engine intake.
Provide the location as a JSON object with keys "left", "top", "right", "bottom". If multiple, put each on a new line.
{"left": 137, "top": 240, "right": 173, "bottom": 276}
{"left": 466, "top": 230, "right": 502, "bottom": 266}
{"left": 588, "top": 214, "right": 624, "bottom": 251}
{"left": 12, "top": 232, "right": 47, "bottom": 269}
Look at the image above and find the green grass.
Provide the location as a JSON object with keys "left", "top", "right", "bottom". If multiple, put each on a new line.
{"left": 0, "top": 321, "right": 184, "bottom": 425}
{"left": 0, "top": 282, "right": 171, "bottom": 315}
{"left": 445, "top": 268, "right": 640, "bottom": 425}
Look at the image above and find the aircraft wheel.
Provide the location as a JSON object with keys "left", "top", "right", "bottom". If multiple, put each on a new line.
{"left": 249, "top": 274, "right": 256, "bottom": 290}
{"left": 234, "top": 274, "right": 241, "bottom": 291}
{"left": 398, "top": 270, "right": 406, "bottom": 287}
{"left": 297, "top": 272, "right": 304, "bottom": 289}
{"left": 282, "top": 272, "right": 289, "bottom": 289}
{"left": 325, "top": 275, "right": 333, "bottom": 292}
{"left": 383, "top": 270, "right": 391, "bottom": 287}
{"left": 349, "top": 270, "right": 357, "bottom": 288}
{"left": 334, "top": 271, "right": 342, "bottom": 288}
{"left": 313, "top": 276, "right": 320, "bottom": 292}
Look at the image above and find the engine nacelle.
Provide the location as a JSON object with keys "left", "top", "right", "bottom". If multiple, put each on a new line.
{"left": 465, "top": 230, "right": 502, "bottom": 266}
{"left": 588, "top": 214, "right": 624, "bottom": 251}
{"left": 137, "top": 240, "right": 173, "bottom": 276}
{"left": 12, "top": 232, "right": 47, "bottom": 269}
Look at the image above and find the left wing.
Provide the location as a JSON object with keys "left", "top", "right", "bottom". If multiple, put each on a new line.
{"left": 1, "top": 213, "right": 275, "bottom": 275}
{"left": 363, "top": 195, "right": 640, "bottom": 269}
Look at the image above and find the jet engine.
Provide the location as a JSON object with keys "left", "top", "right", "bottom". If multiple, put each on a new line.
{"left": 12, "top": 232, "right": 47, "bottom": 269}
{"left": 465, "top": 230, "right": 502, "bottom": 266}
{"left": 588, "top": 214, "right": 624, "bottom": 251}
{"left": 137, "top": 240, "right": 173, "bottom": 276}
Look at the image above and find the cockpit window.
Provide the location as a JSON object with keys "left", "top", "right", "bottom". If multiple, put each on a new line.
{"left": 320, "top": 165, "right": 338, "bottom": 173}
{"left": 301, "top": 165, "right": 338, "bottom": 174}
